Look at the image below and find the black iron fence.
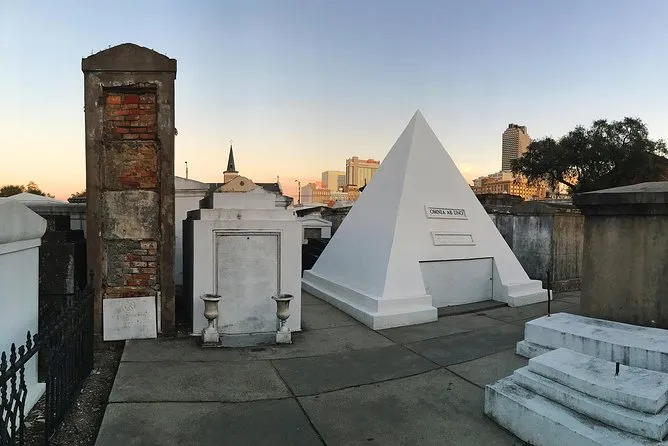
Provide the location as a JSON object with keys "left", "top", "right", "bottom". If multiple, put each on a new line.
{"left": 1, "top": 286, "right": 94, "bottom": 445}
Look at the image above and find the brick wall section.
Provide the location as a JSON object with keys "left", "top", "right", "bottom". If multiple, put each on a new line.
{"left": 123, "top": 240, "right": 158, "bottom": 287}
{"left": 105, "top": 142, "right": 158, "bottom": 189}
{"left": 102, "top": 90, "right": 161, "bottom": 300}
{"left": 106, "top": 239, "right": 160, "bottom": 298}
{"left": 104, "top": 93, "right": 157, "bottom": 140}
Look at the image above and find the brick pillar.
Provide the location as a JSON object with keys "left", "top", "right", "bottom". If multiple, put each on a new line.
{"left": 82, "top": 43, "right": 177, "bottom": 338}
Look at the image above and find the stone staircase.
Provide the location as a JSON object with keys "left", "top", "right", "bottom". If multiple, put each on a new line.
{"left": 515, "top": 312, "right": 668, "bottom": 373}
{"left": 485, "top": 348, "right": 668, "bottom": 445}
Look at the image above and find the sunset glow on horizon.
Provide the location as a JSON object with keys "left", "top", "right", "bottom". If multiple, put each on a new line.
{"left": 3, "top": 0, "right": 668, "bottom": 201}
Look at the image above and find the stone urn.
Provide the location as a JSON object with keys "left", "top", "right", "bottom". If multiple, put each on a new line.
{"left": 272, "top": 294, "right": 294, "bottom": 344}
{"left": 200, "top": 294, "right": 221, "bottom": 346}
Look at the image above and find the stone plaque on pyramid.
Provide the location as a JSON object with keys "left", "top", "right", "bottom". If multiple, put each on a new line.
{"left": 302, "top": 110, "right": 547, "bottom": 329}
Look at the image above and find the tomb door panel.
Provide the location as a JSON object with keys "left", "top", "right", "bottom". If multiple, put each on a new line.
{"left": 215, "top": 233, "right": 280, "bottom": 334}
{"left": 420, "top": 258, "right": 493, "bottom": 307}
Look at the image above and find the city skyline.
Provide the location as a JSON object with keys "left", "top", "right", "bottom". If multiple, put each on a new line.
{"left": 3, "top": 0, "right": 668, "bottom": 200}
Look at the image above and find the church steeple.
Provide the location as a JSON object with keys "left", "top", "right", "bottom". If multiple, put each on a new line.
{"left": 225, "top": 144, "right": 237, "bottom": 174}
{"left": 223, "top": 144, "right": 240, "bottom": 183}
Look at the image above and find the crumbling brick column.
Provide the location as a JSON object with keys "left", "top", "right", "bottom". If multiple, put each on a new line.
{"left": 82, "top": 43, "right": 176, "bottom": 338}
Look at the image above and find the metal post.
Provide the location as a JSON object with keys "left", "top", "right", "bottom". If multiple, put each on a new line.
{"left": 294, "top": 179, "right": 301, "bottom": 205}
{"left": 546, "top": 269, "right": 552, "bottom": 317}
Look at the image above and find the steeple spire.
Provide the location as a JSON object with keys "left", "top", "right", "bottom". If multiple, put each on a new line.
{"left": 225, "top": 144, "right": 237, "bottom": 173}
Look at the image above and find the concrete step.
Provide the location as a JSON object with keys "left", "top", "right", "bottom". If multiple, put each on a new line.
{"left": 513, "top": 367, "right": 668, "bottom": 441}
{"left": 523, "top": 312, "right": 668, "bottom": 372}
{"left": 516, "top": 340, "right": 551, "bottom": 358}
{"left": 529, "top": 348, "right": 668, "bottom": 414}
{"left": 485, "top": 377, "right": 661, "bottom": 446}
{"left": 503, "top": 281, "right": 548, "bottom": 307}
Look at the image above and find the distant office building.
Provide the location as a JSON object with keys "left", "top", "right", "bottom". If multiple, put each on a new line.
{"left": 346, "top": 157, "right": 380, "bottom": 187}
{"left": 471, "top": 171, "right": 546, "bottom": 201}
{"left": 321, "top": 170, "right": 346, "bottom": 192}
{"left": 501, "top": 124, "right": 531, "bottom": 172}
{"left": 301, "top": 183, "right": 331, "bottom": 205}
{"left": 473, "top": 171, "right": 513, "bottom": 188}
{"left": 330, "top": 190, "right": 349, "bottom": 202}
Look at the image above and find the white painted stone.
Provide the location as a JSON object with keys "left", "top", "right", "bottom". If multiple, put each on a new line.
{"left": 303, "top": 110, "right": 546, "bottom": 329}
{"left": 420, "top": 258, "right": 493, "bottom": 307}
{"left": 276, "top": 331, "right": 292, "bottom": 344}
{"left": 185, "top": 186, "right": 302, "bottom": 337}
{"left": 175, "top": 176, "right": 211, "bottom": 287}
{"left": 103, "top": 296, "right": 157, "bottom": 341}
{"left": 522, "top": 313, "right": 668, "bottom": 373}
{"left": 513, "top": 367, "right": 668, "bottom": 441}
{"left": 0, "top": 200, "right": 47, "bottom": 415}
{"left": 485, "top": 377, "right": 658, "bottom": 446}
{"left": 529, "top": 348, "right": 668, "bottom": 414}
{"left": 516, "top": 340, "right": 551, "bottom": 358}
{"left": 299, "top": 215, "right": 332, "bottom": 243}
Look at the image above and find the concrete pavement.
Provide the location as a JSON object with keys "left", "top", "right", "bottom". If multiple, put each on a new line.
{"left": 96, "top": 291, "right": 581, "bottom": 446}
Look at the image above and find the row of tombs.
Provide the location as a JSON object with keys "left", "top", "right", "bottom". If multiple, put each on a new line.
{"left": 98, "top": 109, "right": 553, "bottom": 344}
{"left": 181, "top": 110, "right": 550, "bottom": 342}
{"left": 72, "top": 44, "right": 549, "bottom": 345}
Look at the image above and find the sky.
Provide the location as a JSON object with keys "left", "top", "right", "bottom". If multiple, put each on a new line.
{"left": 2, "top": 0, "right": 668, "bottom": 200}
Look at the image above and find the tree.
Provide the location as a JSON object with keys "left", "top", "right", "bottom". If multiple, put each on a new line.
{"left": 0, "top": 181, "right": 54, "bottom": 198}
{"left": 69, "top": 189, "right": 86, "bottom": 199}
{"left": 511, "top": 118, "right": 668, "bottom": 194}
{"left": 25, "top": 181, "right": 54, "bottom": 198}
{"left": 0, "top": 185, "right": 25, "bottom": 197}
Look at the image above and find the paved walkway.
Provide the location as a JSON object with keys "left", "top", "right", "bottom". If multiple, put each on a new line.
{"left": 96, "top": 291, "right": 581, "bottom": 446}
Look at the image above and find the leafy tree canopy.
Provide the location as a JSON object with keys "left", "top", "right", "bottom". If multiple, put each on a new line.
{"left": 511, "top": 117, "right": 668, "bottom": 194}
{"left": 0, "top": 181, "right": 54, "bottom": 198}
{"left": 69, "top": 190, "right": 86, "bottom": 199}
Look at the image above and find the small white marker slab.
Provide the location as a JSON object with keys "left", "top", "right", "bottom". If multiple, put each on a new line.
{"left": 103, "top": 296, "right": 157, "bottom": 341}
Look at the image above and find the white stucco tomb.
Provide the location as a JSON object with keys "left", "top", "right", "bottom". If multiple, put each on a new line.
{"left": 0, "top": 199, "right": 47, "bottom": 414}
{"left": 302, "top": 110, "right": 547, "bottom": 330}
{"left": 485, "top": 347, "right": 668, "bottom": 445}
{"left": 297, "top": 208, "right": 332, "bottom": 243}
{"left": 175, "top": 176, "right": 212, "bottom": 288}
{"left": 184, "top": 154, "right": 301, "bottom": 346}
{"left": 102, "top": 295, "right": 158, "bottom": 341}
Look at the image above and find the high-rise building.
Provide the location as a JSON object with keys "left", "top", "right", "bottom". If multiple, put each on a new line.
{"left": 345, "top": 156, "right": 380, "bottom": 187}
{"left": 321, "top": 170, "right": 346, "bottom": 192}
{"left": 501, "top": 124, "right": 531, "bottom": 172}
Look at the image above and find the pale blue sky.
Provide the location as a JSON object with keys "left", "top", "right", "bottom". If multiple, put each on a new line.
{"left": 1, "top": 0, "right": 667, "bottom": 199}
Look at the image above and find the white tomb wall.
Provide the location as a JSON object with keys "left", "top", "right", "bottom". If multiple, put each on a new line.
{"left": 175, "top": 176, "right": 211, "bottom": 287}
{"left": 0, "top": 200, "right": 47, "bottom": 414}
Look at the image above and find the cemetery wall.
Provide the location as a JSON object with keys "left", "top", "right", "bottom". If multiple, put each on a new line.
{"left": 39, "top": 230, "right": 87, "bottom": 295}
{"left": 491, "top": 206, "right": 583, "bottom": 292}
{"left": 575, "top": 182, "right": 668, "bottom": 328}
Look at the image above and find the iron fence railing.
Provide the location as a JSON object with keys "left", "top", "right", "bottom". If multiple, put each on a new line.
{"left": 0, "top": 286, "right": 94, "bottom": 446}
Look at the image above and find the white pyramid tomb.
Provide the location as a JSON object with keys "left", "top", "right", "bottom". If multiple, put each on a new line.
{"left": 302, "top": 110, "right": 547, "bottom": 330}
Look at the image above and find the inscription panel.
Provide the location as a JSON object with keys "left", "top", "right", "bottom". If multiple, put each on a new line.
{"left": 425, "top": 206, "right": 467, "bottom": 220}
{"left": 431, "top": 231, "right": 475, "bottom": 246}
{"left": 103, "top": 296, "right": 157, "bottom": 341}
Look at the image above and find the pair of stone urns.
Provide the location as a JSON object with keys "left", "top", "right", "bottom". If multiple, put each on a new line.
{"left": 200, "top": 293, "right": 294, "bottom": 347}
